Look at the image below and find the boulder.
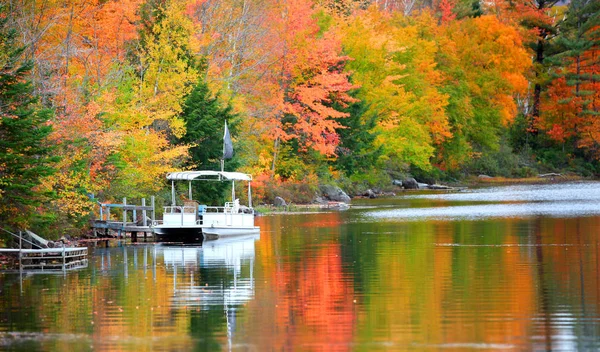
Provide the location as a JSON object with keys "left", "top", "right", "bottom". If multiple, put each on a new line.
{"left": 274, "top": 196, "right": 287, "bottom": 207}
{"left": 402, "top": 178, "right": 419, "bottom": 189}
{"left": 313, "top": 196, "right": 326, "bottom": 204}
{"left": 392, "top": 179, "right": 403, "bottom": 187}
{"left": 363, "top": 189, "right": 377, "bottom": 199}
{"left": 319, "top": 185, "right": 351, "bottom": 203}
{"left": 478, "top": 174, "right": 492, "bottom": 179}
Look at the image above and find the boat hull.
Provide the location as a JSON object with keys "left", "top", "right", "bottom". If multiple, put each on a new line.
{"left": 153, "top": 226, "right": 203, "bottom": 243}
{"left": 201, "top": 226, "right": 261, "bottom": 239}
{"left": 153, "top": 225, "right": 260, "bottom": 242}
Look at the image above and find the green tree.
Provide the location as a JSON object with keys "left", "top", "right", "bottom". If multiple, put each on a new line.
{"left": 0, "top": 10, "right": 57, "bottom": 229}
{"left": 179, "top": 78, "right": 240, "bottom": 204}
{"left": 180, "top": 79, "right": 239, "bottom": 169}
{"left": 332, "top": 91, "right": 381, "bottom": 176}
{"left": 436, "top": 15, "right": 531, "bottom": 169}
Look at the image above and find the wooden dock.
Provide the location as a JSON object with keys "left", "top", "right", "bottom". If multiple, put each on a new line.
{"left": 0, "top": 228, "right": 88, "bottom": 271}
{"left": 91, "top": 197, "right": 156, "bottom": 241}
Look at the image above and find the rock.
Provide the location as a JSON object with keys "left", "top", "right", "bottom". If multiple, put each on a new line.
{"left": 319, "top": 185, "right": 351, "bottom": 203}
{"left": 274, "top": 196, "right": 287, "bottom": 207}
{"left": 363, "top": 189, "right": 377, "bottom": 199}
{"left": 392, "top": 179, "right": 403, "bottom": 187}
{"left": 478, "top": 174, "right": 492, "bottom": 179}
{"left": 313, "top": 196, "right": 326, "bottom": 204}
{"left": 402, "top": 178, "right": 419, "bottom": 189}
{"left": 417, "top": 182, "right": 429, "bottom": 189}
{"left": 427, "top": 184, "right": 453, "bottom": 190}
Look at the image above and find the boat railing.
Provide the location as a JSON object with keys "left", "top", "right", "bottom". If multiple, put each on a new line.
{"left": 163, "top": 205, "right": 197, "bottom": 214}
{"left": 155, "top": 206, "right": 200, "bottom": 226}
{"left": 153, "top": 204, "right": 255, "bottom": 227}
{"left": 203, "top": 205, "right": 254, "bottom": 215}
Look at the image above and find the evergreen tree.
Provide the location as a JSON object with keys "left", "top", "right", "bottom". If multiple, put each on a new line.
{"left": 540, "top": 0, "right": 600, "bottom": 155}
{"left": 0, "top": 9, "right": 57, "bottom": 229}
{"left": 179, "top": 78, "right": 239, "bottom": 204}
{"left": 548, "top": 0, "right": 599, "bottom": 113}
{"left": 332, "top": 94, "right": 381, "bottom": 176}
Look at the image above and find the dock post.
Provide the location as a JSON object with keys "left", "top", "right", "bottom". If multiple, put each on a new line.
{"left": 151, "top": 196, "right": 155, "bottom": 223}
{"left": 122, "top": 197, "right": 127, "bottom": 238}
{"left": 100, "top": 204, "right": 104, "bottom": 221}
{"left": 18, "top": 231, "right": 22, "bottom": 268}
{"left": 142, "top": 198, "right": 147, "bottom": 227}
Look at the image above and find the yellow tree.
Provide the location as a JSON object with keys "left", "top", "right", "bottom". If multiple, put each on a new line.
{"left": 96, "top": 0, "right": 200, "bottom": 197}
{"left": 340, "top": 9, "right": 451, "bottom": 171}
{"left": 435, "top": 14, "right": 531, "bottom": 169}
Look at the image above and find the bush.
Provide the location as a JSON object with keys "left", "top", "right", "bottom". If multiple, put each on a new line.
{"left": 253, "top": 172, "right": 320, "bottom": 204}
{"left": 336, "top": 169, "right": 393, "bottom": 196}
{"left": 464, "top": 140, "right": 539, "bottom": 178}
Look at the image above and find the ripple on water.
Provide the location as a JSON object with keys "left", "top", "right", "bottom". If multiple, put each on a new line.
{"left": 366, "top": 201, "right": 600, "bottom": 221}
{"left": 403, "top": 182, "right": 600, "bottom": 203}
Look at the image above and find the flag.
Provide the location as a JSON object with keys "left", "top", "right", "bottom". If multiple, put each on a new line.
{"left": 223, "top": 121, "right": 233, "bottom": 160}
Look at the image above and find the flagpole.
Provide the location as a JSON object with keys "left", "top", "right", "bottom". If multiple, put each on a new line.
{"left": 222, "top": 120, "right": 233, "bottom": 178}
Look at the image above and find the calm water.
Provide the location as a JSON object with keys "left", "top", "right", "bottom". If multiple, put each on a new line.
{"left": 2, "top": 182, "right": 600, "bottom": 351}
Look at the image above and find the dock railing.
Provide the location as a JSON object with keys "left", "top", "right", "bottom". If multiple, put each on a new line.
{"left": 97, "top": 197, "right": 156, "bottom": 227}
{"left": 0, "top": 227, "right": 88, "bottom": 271}
{"left": 92, "top": 197, "right": 155, "bottom": 239}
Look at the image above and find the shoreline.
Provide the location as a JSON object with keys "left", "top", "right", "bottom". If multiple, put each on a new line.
{"left": 256, "top": 174, "right": 596, "bottom": 214}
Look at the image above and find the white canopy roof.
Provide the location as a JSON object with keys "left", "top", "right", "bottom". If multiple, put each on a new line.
{"left": 167, "top": 171, "right": 252, "bottom": 181}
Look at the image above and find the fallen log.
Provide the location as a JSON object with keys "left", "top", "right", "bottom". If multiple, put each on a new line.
{"left": 538, "top": 173, "right": 562, "bottom": 178}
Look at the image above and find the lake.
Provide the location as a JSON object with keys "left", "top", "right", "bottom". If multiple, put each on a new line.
{"left": 2, "top": 182, "right": 600, "bottom": 351}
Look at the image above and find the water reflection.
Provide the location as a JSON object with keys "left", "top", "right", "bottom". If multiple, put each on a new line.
{"left": 2, "top": 183, "right": 600, "bottom": 350}
{"left": 164, "top": 235, "right": 257, "bottom": 308}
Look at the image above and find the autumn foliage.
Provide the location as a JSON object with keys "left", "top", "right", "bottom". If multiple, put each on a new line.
{"left": 1, "top": 0, "right": 597, "bottom": 233}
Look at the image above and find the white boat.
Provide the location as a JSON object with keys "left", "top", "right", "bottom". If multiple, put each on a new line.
{"left": 152, "top": 170, "right": 260, "bottom": 241}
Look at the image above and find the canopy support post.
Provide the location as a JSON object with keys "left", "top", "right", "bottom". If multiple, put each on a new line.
{"left": 232, "top": 181, "right": 235, "bottom": 202}
{"left": 171, "top": 180, "right": 176, "bottom": 206}
{"left": 188, "top": 181, "right": 192, "bottom": 200}
{"left": 248, "top": 182, "right": 252, "bottom": 208}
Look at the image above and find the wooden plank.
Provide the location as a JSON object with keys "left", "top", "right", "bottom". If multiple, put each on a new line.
{"left": 122, "top": 205, "right": 154, "bottom": 211}
{"left": 100, "top": 204, "right": 153, "bottom": 211}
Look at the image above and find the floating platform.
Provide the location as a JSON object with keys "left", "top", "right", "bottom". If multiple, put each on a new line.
{"left": 0, "top": 247, "right": 88, "bottom": 271}
{"left": 0, "top": 228, "right": 89, "bottom": 272}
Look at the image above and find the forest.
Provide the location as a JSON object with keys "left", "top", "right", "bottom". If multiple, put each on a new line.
{"left": 0, "top": 0, "right": 598, "bottom": 235}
